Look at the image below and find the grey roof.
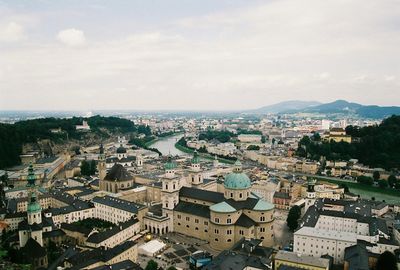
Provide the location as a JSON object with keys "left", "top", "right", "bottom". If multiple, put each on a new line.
{"left": 204, "top": 250, "right": 270, "bottom": 270}
{"left": 180, "top": 186, "right": 224, "bottom": 203}
{"left": 104, "top": 164, "right": 132, "bottom": 181}
{"left": 66, "top": 241, "right": 137, "bottom": 269}
{"left": 92, "top": 196, "right": 145, "bottom": 214}
{"left": 344, "top": 244, "right": 369, "bottom": 270}
{"left": 21, "top": 238, "right": 47, "bottom": 259}
{"left": 231, "top": 238, "right": 273, "bottom": 258}
{"left": 61, "top": 223, "right": 92, "bottom": 236}
{"left": 275, "top": 251, "right": 330, "bottom": 269}
{"left": 235, "top": 214, "right": 256, "bottom": 228}
{"left": 174, "top": 201, "right": 210, "bottom": 218}
{"left": 91, "top": 260, "right": 141, "bottom": 270}
{"left": 86, "top": 218, "right": 139, "bottom": 244}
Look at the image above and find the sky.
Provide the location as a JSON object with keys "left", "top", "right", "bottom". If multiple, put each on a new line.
{"left": 0, "top": 0, "right": 399, "bottom": 111}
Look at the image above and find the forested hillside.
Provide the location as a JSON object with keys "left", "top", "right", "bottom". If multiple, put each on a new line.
{"left": 0, "top": 116, "right": 144, "bottom": 169}
{"left": 296, "top": 115, "right": 400, "bottom": 170}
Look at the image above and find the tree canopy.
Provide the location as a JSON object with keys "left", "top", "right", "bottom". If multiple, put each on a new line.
{"left": 296, "top": 115, "right": 400, "bottom": 170}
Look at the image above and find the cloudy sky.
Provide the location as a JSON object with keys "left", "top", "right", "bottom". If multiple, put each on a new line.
{"left": 0, "top": 0, "right": 399, "bottom": 111}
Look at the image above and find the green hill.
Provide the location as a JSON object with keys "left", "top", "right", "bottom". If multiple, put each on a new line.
{"left": 0, "top": 116, "right": 143, "bottom": 169}
{"left": 296, "top": 115, "right": 400, "bottom": 170}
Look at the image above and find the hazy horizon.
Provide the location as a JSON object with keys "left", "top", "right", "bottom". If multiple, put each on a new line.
{"left": 1, "top": 0, "right": 399, "bottom": 111}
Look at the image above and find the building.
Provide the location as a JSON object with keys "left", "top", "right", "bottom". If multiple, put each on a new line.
{"left": 238, "top": 134, "right": 262, "bottom": 143}
{"left": 172, "top": 160, "right": 275, "bottom": 250}
{"left": 274, "top": 250, "right": 330, "bottom": 270}
{"left": 294, "top": 198, "right": 400, "bottom": 264}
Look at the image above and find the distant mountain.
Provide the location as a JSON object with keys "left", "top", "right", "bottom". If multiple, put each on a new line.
{"left": 250, "top": 100, "right": 322, "bottom": 114}
{"left": 298, "top": 100, "right": 400, "bottom": 118}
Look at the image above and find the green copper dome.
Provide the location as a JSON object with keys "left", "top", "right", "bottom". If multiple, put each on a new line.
{"left": 164, "top": 156, "right": 177, "bottom": 170}
{"left": 210, "top": 201, "right": 236, "bottom": 213}
{"left": 27, "top": 193, "right": 41, "bottom": 213}
{"left": 224, "top": 173, "right": 251, "bottom": 189}
{"left": 191, "top": 150, "right": 200, "bottom": 164}
{"left": 253, "top": 200, "right": 274, "bottom": 211}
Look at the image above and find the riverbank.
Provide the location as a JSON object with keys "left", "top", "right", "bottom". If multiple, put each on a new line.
{"left": 174, "top": 142, "right": 236, "bottom": 164}
{"left": 145, "top": 132, "right": 183, "bottom": 147}
{"left": 317, "top": 178, "right": 400, "bottom": 204}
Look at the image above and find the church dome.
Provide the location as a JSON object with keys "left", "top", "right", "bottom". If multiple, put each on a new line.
{"left": 224, "top": 172, "right": 251, "bottom": 190}
{"left": 116, "top": 145, "right": 127, "bottom": 154}
{"left": 224, "top": 159, "right": 251, "bottom": 190}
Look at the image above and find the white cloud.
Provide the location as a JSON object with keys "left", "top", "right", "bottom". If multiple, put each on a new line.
{"left": 57, "top": 28, "right": 86, "bottom": 46}
{"left": 1, "top": 0, "right": 400, "bottom": 110}
{"left": 0, "top": 21, "right": 25, "bottom": 42}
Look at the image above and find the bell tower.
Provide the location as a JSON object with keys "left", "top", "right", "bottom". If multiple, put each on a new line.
{"left": 161, "top": 156, "right": 179, "bottom": 232}
{"left": 305, "top": 178, "right": 317, "bottom": 211}
{"left": 189, "top": 151, "right": 203, "bottom": 186}
{"left": 98, "top": 144, "right": 106, "bottom": 180}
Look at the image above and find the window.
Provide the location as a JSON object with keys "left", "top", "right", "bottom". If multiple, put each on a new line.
{"left": 215, "top": 217, "right": 220, "bottom": 223}
{"left": 260, "top": 216, "right": 265, "bottom": 222}
{"left": 239, "top": 193, "right": 242, "bottom": 198}
{"left": 195, "top": 219, "right": 199, "bottom": 224}
{"left": 227, "top": 229, "right": 232, "bottom": 235}
{"left": 204, "top": 221, "right": 208, "bottom": 226}
{"left": 177, "top": 215, "right": 181, "bottom": 219}
{"left": 186, "top": 217, "right": 190, "bottom": 221}
{"left": 215, "top": 229, "right": 219, "bottom": 234}
{"left": 227, "top": 218, "right": 232, "bottom": 224}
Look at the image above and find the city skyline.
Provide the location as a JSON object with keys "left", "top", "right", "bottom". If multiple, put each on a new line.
{"left": 1, "top": 0, "right": 400, "bottom": 110}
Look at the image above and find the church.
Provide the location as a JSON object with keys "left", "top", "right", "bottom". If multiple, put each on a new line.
{"left": 148, "top": 154, "right": 275, "bottom": 250}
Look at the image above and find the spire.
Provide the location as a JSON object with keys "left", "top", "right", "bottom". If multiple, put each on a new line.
{"left": 26, "top": 164, "right": 36, "bottom": 187}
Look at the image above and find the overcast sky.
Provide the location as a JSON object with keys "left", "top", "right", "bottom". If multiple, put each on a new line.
{"left": 0, "top": 0, "right": 399, "bottom": 111}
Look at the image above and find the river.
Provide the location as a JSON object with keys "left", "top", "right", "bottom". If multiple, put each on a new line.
{"left": 149, "top": 134, "right": 187, "bottom": 156}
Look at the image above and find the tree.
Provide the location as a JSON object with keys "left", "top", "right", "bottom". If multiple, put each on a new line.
{"left": 80, "top": 160, "right": 91, "bottom": 176}
{"left": 378, "top": 179, "right": 388, "bottom": 189}
{"left": 375, "top": 251, "right": 397, "bottom": 270}
{"left": 388, "top": 175, "right": 397, "bottom": 188}
{"left": 339, "top": 183, "right": 349, "bottom": 193}
{"left": 357, "top": 175, "right": 374, "bottom": 186}
{"left": 145, "top": 260, "right": 158, "bottom": 270}
{"left": 247, "top": 145, "right": 260, "bottom": 151}
{"left": 90, "top": 160, "right": 97, "bottom": 175}
{"left": 167, "top": 267, "right": 177, "bottom": 270}
{"left": 373, "top": 171, "right": 381, "bottom": 182}
{"left": 286, "top": 205, "right": 301, "bottom": 232}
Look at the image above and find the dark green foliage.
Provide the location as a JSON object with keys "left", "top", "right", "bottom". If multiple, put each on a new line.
{"left": 167, "top": 267, "right": 177, "bottom": 270}
{"left": 198, "top": 146, "right": 208, "bottom": 153}
{"left": 373, "top": 171, "right": 381, "bottom": 182}
{"left": 357, "top": 176, "right": 374, "bottom": 186}
{"left": 297, "top": 115, "right": 400, "bottom": 169}
{"left": 339, "top": 183, "right": 349, "bottom": 193}
{"left": 72, "top": 218, "right": 114, "bottom": 229}
{"left": 286, "top": 205, "right": 301, "bottom": 232}
{"left": 80, "top": 160, "right": 96, "bottom": 176}
{"left": 137, "top": 125, "right": 152, "bottom": 136}
{"left": 145, "top": 260, "right": 158, "bottom": 270}
{"left": 378, "top": 180, "right": 388, "bottom": 189}
{"left": 198, "top": 130, "right": 234, "bottom": 143}
{"left": 247, "top": 145, "right": 260, "bottom": 150}
{"left": 237, "top": 129, "right": 262, "bottom": 135}
{"left": 375, "top": 251, "right": 397, "bottom": 270}
{"left": 0, "top": 116, "right": 140, "bottom": 169}
{"left": 388, "top": 175, "right": 397, "bottom": 188}
{"left": 129, "top": 135, "right": 161, "bottom": 156}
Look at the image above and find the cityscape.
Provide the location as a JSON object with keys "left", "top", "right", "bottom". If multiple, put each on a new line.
{"left": 1, "top": 1, "right": 400, "bottom": 270}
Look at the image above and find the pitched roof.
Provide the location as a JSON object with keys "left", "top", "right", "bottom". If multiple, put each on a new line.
{"left": 104, "top": 164, "right": 132, "bottom": 181}
{"left": 21, "top": 238, "right": 47, "bottom": 258}
{"left": 174, "top": 201, "right": 210, "bottom": 218}
{"left": 179, "top": 186, "right": 224, "bottom": 203}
